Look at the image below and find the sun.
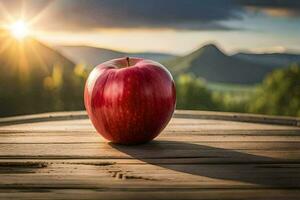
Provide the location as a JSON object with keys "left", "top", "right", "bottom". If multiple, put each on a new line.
{"left": 9, "top": 20, "right": 29, "bottom": 39}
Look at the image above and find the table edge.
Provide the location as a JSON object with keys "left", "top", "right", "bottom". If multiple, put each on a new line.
{"left": 0, "top": 110, "right": 299, "bottom": 127}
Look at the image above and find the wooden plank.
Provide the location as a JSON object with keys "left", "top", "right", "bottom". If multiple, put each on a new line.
{"left": 0, "top": 142, "right": 300, "bottom": 160}
{"left": 0, "top": 161, "right": 299, "bottom": 188}
{"left": 1, "top": 110, "right": 299, "bottom": 127}
{"left": 0, "top": 118, "right": 300, "bottom": 132}
{"left": 0, "top": 140, "right": 298, "bottom": 156}
{"left": 0, "top": 111, "right": 299, "bottom": 199}
{"left": 0, "top": 111, "right": 87, "bottom": 126}
{"left": 176, "top": 110, "right": 300, "bottom": 127}
{"left": 0, "top": 189, "right": 299, "bottom": 200}
{"left": 1, "top": 131, "right": 300, "bottom": 143}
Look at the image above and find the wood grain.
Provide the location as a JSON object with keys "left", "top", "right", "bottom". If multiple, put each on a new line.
{"left": 0, "top": 110, "right": 299, "bottom": 199}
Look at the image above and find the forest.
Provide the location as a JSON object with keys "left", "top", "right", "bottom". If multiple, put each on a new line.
{"left": 0, "top": 39, "right": 299, "bottom": 118}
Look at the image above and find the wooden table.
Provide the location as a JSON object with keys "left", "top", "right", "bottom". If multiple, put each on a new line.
{"left": 0, "top": 110, "right": 300, "bottom": 200}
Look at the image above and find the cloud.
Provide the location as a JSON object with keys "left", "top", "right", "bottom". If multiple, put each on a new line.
{"left": 0, "top": 0, "right": 299, "bottom": 32}
{"left": 239, "top": 0, "right": 300, "bottom": 17}
{"left": 0, "top": 0, "right": 245, "bottom": 31}
{"left": 48, "top": 0, "right": 245, "bottom": 31}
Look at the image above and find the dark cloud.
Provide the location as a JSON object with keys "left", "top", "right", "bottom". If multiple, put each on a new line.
{"left": 39, "top": 0, "right": 245, "bottom": 31}
{"left": 0, "top": 0, "right": 244, "bottom": 31}
{"left": 0, "top": 0, "right": 299, "bottom": 31}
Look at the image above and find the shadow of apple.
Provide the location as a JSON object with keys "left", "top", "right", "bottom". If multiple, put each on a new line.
{"left": 110, "top": 140, "right": 300, "bottom": 187}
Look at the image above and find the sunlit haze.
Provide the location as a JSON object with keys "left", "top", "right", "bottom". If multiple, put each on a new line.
{"left": 0, "top": 0, "right": 299, "bottom": 55}
{"left": 9, "top": 20, "right": 29, "bottom": 39}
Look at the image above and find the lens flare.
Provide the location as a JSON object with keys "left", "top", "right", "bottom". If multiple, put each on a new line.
{"left": 9, "top": 20, "right": 29, "bottom": 39}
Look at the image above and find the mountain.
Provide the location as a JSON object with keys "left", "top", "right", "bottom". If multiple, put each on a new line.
{"left": 55, "top": 45, "right": 176, "bottom": 67}
{"left": 130, "top": 52, "right": 176, "bottom": 63}
{"left": 233, "top": 52, "right": 300, "bottom": 68}
{"left": 0, "top": 34, "right": 74, "bottom": 77}
{"left": 0, "top": 30, "right": 83, "bottom": 116}
{"left": 164, "top": 44, "right": 272, "bottom": 84}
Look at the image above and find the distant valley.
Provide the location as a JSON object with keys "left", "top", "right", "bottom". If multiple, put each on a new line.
{"left": 55, "top": 44, "right": 300, "bottom": 85}
{"left": 55, "top": 45, "right": 176, "bottom": 67}
{"left": 233, "top": 52, "right": 300, "bottom": 69}
{"left": 164, "top": 44, "right": 300, "bottom": 84}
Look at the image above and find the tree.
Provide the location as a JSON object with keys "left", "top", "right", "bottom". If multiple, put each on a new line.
{"left": 248, "top": 64, "right": 300, "bottom": 117}
{"left": 175, "top": 74, "right": 217, "bottom": 110}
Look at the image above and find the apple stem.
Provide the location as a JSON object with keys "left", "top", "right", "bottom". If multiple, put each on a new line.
{"left": 126, "top": 57, "right": 130, "bottom": 67}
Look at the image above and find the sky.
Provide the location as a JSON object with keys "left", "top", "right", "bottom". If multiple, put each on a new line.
{"left": 0, "top": 0, "right": 299, "bottom": 55}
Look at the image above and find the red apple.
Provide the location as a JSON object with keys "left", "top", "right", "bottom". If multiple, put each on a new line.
{"left": 84, "top": 57, "right": 176, "bottom": 144}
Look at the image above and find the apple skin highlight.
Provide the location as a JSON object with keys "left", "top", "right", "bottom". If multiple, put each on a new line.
{"left": 84, "top": 57, "right": 176, "bottom": 145}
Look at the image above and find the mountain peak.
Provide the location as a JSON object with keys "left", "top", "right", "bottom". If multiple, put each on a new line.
{"left": 191, "top": 43, "right": 225, "bottom": 58}
{"left": 201, "top": 43, "right": 223, "bottom": 53}
{"left": 202, "top": 43, "right": 219, "bottom": 50}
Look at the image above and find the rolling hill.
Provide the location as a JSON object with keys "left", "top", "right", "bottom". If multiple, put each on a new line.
{"left": 164, "top": 44, "right": 276, "bottom": 84}
{"left": 233, "top": 52, "right": 300, "bottom": 68}
{"left": 0, "top": 30, "right": 83, "bottom": 116}
{"left": 55, "top": 45, "right": 176, "bottom": 67}
{"left": 0, "top": 34, "right": 74, "bottom": 77}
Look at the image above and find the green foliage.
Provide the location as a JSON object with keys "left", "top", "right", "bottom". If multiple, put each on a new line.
{"left": 209, "top": 83, "right": 254, "bottom": 113}
{"left": 175, "top": 65, "right": 300, "bottom": 117}
{"left": 175, "top": 74, "right": 217, "bottom": 110}
{"left": 0, "top": 33, "right": 88, "bottom": 117}
{"left": 248, "top": 64, "right": 300, "bottom": 117}
{"left": 207, "top": 82, "right": 255, "bottom": 93}
{"left": 175, "top": 74, "right": 253, "bottom": 113}
{"left": 0, "top": 32, "right": 298, "bottom": 118}
{"left": 212, "top": 92, "right": 248, "bottom": 113}
{"left": 0, "top": 61, "right": 88, "bottom": 117}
